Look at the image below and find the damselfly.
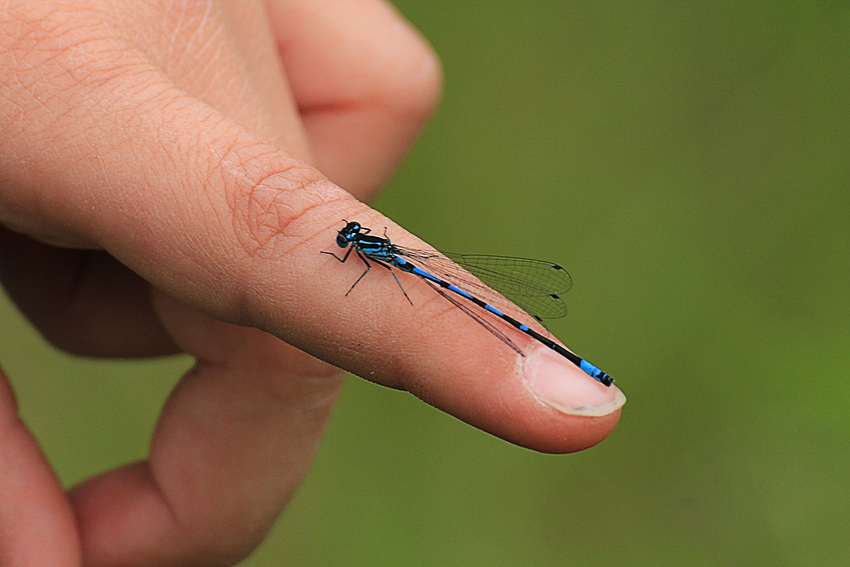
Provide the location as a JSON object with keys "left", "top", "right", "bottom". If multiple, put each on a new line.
{"left": 323, "top": 221, "right": 613, "bottom": 386}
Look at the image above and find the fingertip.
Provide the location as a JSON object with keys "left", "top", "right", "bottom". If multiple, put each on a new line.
{"left": 524, "top": 348, "right": 626, "bottom": 418}
{"left": 264, "top": 215, "right": 624, "bottom": 454}
{"left": 0, "top": 366, "right": 82, "bottom": 565}
{"left": 266, "top": 0, "right": 442, "bottom": 195}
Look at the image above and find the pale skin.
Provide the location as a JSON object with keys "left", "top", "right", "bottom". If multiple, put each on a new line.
{"left": 0, "top": 1, "right": 623, "bottom": 565}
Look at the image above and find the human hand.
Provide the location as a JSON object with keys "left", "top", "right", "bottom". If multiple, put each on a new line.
{"left": 0, "top": 1, "right": 624, "bottom": 565}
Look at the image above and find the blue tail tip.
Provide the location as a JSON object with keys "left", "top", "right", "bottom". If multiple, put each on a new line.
{"left": 579, "top": 359, "right": 614, "bottom": 387}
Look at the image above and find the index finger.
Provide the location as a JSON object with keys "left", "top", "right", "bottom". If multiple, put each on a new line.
{"left": 2, "top": 55, "right": 623, "bottom": 455}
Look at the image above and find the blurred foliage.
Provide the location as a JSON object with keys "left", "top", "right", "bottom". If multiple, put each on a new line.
{"left": 2, "top": 2, "right": 848, "bottom": 565}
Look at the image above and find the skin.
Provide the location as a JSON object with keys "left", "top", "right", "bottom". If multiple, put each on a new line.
{"left": 0, "top": 1, "right": 621, "bottom": 565}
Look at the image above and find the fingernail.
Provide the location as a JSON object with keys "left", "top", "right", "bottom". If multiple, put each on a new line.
{"left": 524, "top": 348, "right": 626, "bottom": 416}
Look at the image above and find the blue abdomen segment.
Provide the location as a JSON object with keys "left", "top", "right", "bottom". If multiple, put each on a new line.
{"left": 580, "top": 359, "right": 612, "bottom": 385}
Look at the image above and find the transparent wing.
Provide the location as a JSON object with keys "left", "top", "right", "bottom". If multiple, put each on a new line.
{"left": 445, "top": 253, "right": 572, "bottom": 320}
{"left": 393, "top": 246, "right": 572, "bottom": 322}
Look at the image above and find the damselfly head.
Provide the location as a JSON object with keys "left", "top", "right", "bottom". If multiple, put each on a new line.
{"left": 335, "top": 220, "right": 363, "bottom": 247}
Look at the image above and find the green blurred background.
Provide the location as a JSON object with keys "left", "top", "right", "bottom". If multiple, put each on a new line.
{"left": 2, "top": 2, "right": 849, "bottom": 565}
